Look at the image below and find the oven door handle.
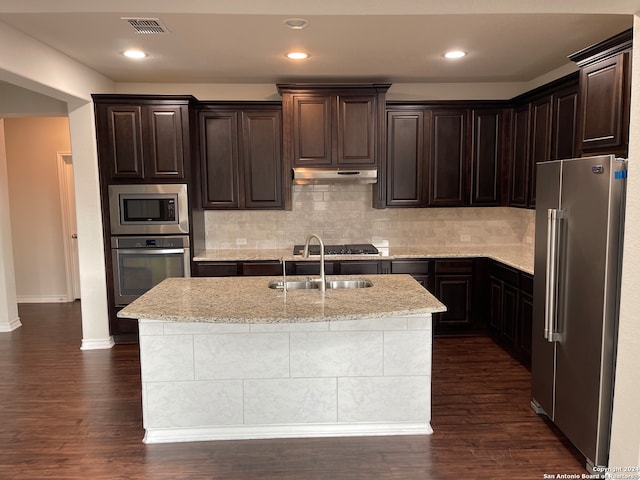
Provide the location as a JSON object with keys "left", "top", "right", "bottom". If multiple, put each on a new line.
{"left": 115, "top": 248, "right": 187, "bottom": 255}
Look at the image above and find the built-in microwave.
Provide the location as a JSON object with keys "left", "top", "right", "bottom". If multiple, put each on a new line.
{"left": 108, "top": 184, "right": 189, "bottom": 235}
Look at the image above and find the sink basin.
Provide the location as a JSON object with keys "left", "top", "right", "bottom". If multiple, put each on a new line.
{"left": 268, "top": 278, "right": 373, "bottom": 290}
{"left": 268, "top": 279, "right": 318, "bottom": 290}
{"left": 326, "top": 279, "right": 373, "bottom": 289}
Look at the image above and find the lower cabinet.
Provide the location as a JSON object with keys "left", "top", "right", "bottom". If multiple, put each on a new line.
{"left": 487, "top": 260, "right": 533, "bottom": 367}
{"left": 193, "top": 261, "right": 283, "bottom": 277}
{"left": 391, "top": 258, "right": 483, "bottom": 336}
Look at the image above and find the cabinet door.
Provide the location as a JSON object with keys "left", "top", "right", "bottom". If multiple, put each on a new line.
{"left": 145, "top": 105, "right": 186, "bottom": 179}
{"left": 336, "top": 95, "right": 376, "bottom": 165}
{"left": 501, "top": 283, "right": 519, "bottom": 345}
{"left": 104, "top": 105, "right": 145, "bottom": 179}
{"left": 578, "top": 52, "right": 629, "bottom": 153}
{"left": 434, "top": 274, "right": 473, "bottom": 330}
{"left": 528, "top": 96, "right": 553, "bottom": 207}
{"left": 291, "top": 95, "right": 333, "bottom": 166}
{"left": 471, "top": 109, "right": 502, "bottom": 205}
{"left": 428, "top": 109, "right": 470, "bottom": 206}
{"left": 489, "top": 278, "right": 503, "bottom": 333}
{"left": 509, "top": 104, "right": 531, "bottom": 207}
{"left": 552, "top": 86, "right": 578, "bottom": 161}
{"left": 518, "top": 291, "right": 534, "bottom": 364}
{"left": 200, "top": 111, "right": 240, "bottom": 208}
{"left": 386, "top": 110, "right": 427, "bottom": 206}
{"left": 241, "top": 111, "right": 283, "bottom": 209}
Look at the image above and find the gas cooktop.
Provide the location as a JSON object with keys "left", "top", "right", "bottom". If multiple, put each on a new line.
{"left": 292, "top": 243, "right": 380, "bottom": 256}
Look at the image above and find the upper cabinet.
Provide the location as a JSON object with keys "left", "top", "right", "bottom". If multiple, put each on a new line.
{"left": 93, "top": 95, "right": 194, "bottom": 183}
{"left": 508, "top": 73, "right": 579, "bottom": 209}
{"left": 569, "top": 29, "right": 632, "bottom": 157}
{"left": 471, "top": 108, "right": 506, "bottom": 206}
{"left": 428, "top": 109, "right": 471, "bottom": 207}
{"left": 384, "top": 104, "right": 506, "bottom": 208}
{"left": 278, "top": 84, "right": 390, "bottom": 169}
{"left": 385, "top": 108, "right": 429, "bottom": 207}
{"left": 197, "top": 104, "right": 283, "bottom": 210}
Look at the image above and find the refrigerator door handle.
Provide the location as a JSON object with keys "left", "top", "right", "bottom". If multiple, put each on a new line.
{"left": 545, "top": 208, "right": 564, "bottom": 342}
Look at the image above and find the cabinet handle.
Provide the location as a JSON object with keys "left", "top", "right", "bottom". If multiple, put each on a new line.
{"left": 544, "top": 209, "right": 564, "bottom": 342}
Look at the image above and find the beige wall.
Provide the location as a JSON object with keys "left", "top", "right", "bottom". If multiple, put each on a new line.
{"left": 609, "top": 16, "right": 640, "bottom": 470}
{"left": 4, "top": 117, "right": 72, "bottom": 302}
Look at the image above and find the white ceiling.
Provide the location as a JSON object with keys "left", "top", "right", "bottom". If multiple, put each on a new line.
{"left": 0, "top": 1, "right": 636, "bottom": 84}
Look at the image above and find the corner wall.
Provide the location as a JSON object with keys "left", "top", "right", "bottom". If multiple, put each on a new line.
{"left": 609, "top": 15, "right": 640, "bottom": 470}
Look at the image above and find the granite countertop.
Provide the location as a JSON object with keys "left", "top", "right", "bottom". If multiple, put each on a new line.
{"left": 193, "top": 244, "right": 534, "bottom": 274}
{"left": 117, "top": 275, "right": 446, "bottom": 324}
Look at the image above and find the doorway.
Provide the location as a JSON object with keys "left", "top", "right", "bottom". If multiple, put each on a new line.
{"left": 57, "top": 152, "right": 80, "bottom": 301}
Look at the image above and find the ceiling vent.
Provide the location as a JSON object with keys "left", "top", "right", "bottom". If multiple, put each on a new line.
{"left": 122, "top": 18, "right": 169, "bottom": 34}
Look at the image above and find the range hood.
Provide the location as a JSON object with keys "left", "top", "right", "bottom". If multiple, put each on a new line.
{"left": 292, "top": 167, "right": 378, "bottom": 185}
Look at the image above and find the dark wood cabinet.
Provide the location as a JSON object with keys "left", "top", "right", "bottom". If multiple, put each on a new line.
{"left": 551, "top": 86, "right": 579, "bottom": 160}
{"left": 279, "top": 84, "right": 389, "bottom": 169}
{"left": 93, "top": 96, "right": 192, "bottom": 183}
{"left": 577, "top": 52, "right": 630, "bottom": 155}
{"left": 569, "top": 29, "right": 632, "bottom": 157}
{"left": 194, "top": 262, "right": 239, "bottom": 277}
{"left": 487, "top": 261, "right": 533, "bottom": 366}
{"left": 390, "top": 259, "right": 431, "bottom": 289}
{"left": 471, "top": 108, "right": 505, "bottom": 206}
{"left": 432, "top": 259, "right": 477, "bottom": 335}
{"left": 385, "top": 104, "right": 504, "bottom": 208}
{"left": 528, "top": 95, "right": 553, "bottom": 206}
{"left": 509, "top": 73, "right": 579, "bottom": 209}
{"left": 428, "top": 109, "right": 470, "bottom": 207}
{"left": 385, "top": 109, "right": 428, "bottom": 207}
{"left": 198, "top": 106, "right": 283, "bottom": 210}
{"left": 509, "top": 104, "right": 531, "bottom": 207}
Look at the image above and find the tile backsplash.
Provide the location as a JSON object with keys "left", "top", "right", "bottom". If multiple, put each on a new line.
{"left": 204, "top": 184, "right": 535, "bottom": 250}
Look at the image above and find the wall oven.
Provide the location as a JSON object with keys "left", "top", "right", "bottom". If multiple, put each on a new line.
{"left": 111, "top": 235, "right": 190, "bottom": 306}
{"left": 108, "top": 184, "right": 189, "bottom": 235}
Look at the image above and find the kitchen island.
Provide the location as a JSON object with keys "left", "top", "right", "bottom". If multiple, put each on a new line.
{"left": 118, "top": 274, "right": 445, "bottom": 444}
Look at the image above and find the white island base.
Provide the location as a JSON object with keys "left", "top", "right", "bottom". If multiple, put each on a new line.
{"left": 139, "top": 313, "right": 433, "bottom": 444}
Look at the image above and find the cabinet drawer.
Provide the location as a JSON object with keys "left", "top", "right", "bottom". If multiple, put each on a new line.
{"left": 339, "top": 261, "right": 380, "bottom": 275}
{"left": 241, "top": 261, "right": 282, "bottom": 276}
{"left": 391, "top": 259, "right": 430, "bottom": 275}
{"left": 291, "top": 261, "right": 337, "bottom": 275}
{"left": 434, "top": 259, "right": 473, "bottom": 274}
{"left": 195, "top": 262, "right": 238, "bottom": 277}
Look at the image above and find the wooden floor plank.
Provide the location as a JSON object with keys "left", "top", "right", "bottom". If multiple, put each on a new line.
{"left": 0, "top": 302, "right": 585, "bottom": 479}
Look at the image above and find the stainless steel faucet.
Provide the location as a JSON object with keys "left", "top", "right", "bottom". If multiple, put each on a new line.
{"left": 302, "top": 234, "right": 326, "bottom": 291}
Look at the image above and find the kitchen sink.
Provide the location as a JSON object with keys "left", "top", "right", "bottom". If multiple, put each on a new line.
{"left": 268, "top": 278, "right": 373, "bottom": 290}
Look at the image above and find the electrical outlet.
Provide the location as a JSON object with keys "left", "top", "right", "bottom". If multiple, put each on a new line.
{"left": 460, "top": 234, "right": 471, "bottom": 242}
{"left": 236, "top": 238, "right": 247, "bottom": 246}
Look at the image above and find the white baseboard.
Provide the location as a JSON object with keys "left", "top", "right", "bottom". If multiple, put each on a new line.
{"left": 143, "top": 422, "right": 433, "bottom": 444}
{"left": 81, "top": 336, "right": 115, "bottom": 350}
{"left": 0, "top": 317, "right": 22, "bottom": 332}
{"left": 17, "top": 295, "right": 69, "bottom": 303}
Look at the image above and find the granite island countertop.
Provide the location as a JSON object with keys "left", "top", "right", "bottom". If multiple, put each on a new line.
{"left": 193, "top": 244, "right": 534, "bottom": 274}
{"left": 117, "top": 274, "right": 447, "bottom": 324}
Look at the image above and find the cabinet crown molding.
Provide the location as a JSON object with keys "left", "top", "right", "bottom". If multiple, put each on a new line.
{"left": 568, "top": 28, "right": 632, "bottom": 67}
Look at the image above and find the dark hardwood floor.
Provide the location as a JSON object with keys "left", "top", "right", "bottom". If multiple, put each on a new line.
{"left": 0, "top": 302, "right": 585, "bottom": 479}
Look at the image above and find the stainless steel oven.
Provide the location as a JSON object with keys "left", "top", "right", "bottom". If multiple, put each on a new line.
{"left": 111, "top": 235, "right": 190, "bottom": 306}
{"left": 108, "top": 184, "right": 189, "bottom": 235}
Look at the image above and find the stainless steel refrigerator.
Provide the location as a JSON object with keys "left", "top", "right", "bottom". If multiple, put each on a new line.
{"left": 532, "top": 154, "right": 627, "bottom": 472}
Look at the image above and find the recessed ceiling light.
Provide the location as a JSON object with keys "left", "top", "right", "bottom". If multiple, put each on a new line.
{"left": 123, "top": 49, "right": 147, "bottom": 59}
{"left": 283, "top": 18, "right": 308, "bottom": 30}
{"left": 444, "top": 50, "right": 467, "bottom": 59}
{"left": 286, "top": 52, "right": 310, "bottom": 60}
